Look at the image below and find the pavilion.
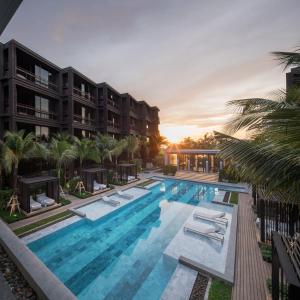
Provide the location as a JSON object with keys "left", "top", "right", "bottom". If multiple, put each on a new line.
{"left": 164, "top": 148, "right": 224, "bottom": 173}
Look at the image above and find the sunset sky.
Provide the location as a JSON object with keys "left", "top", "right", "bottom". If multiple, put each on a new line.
{"left": 2, "top": 0, "right": 300, "bottom": 142}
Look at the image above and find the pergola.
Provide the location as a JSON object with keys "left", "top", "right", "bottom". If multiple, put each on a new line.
{"left": 117, "top": 163, "right": 137, "bottom": 182}
{"left": 164, "top": 148, "right": 224, "bottom": 173}
{"left": 19, "top": 176, "right": 59, "bottom": 213}
{"left": 81, "top": 167, "right": 108, "bottom": 193}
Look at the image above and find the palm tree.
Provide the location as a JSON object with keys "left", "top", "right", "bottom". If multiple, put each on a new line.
{"left": 215, "top": 45, "right": 300, "bottom": 203}
{"left": 94, "top": 134, "right": 114, "bottom": 167}
{"left": 48, "top": 137, "right": 77, "bottom": 187}
{"left": 74, "top": 137, "right": 99, "bottom": 175}
{"left": 110, "top": 138, "right": 127, "bottom": 167}
{"left": 0, "top": 141, "right": 11, "bottom": 189}
{"left": 4, "top": 130, "right": 45, "bottom": 195}
{"left": 124, "top": 135, "right": 139, "bottom": 162}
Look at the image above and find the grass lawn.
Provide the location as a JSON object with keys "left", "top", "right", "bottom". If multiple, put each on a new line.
{"left": 230, "top": 192, "right": 239, "bottom": 205}
{"left": 14, "top": 211, "right": 73, "bottom": 236}
{"left": 0, "top": 209, "right": 26, "bottom": 223}
{"left": 137, "top": 179, "right": 156, "bottom": 187}
{"left": 70, "top": 191, "right": 92, "bottom": 199}
{"left": 59, "top": 197, "right": 72, "bottom": 206}
{"left": 208, "top": 279, "right": 232, "bottom": 300}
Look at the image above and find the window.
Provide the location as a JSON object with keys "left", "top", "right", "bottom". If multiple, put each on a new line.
{"left": 35, "top": 65, "right": 50, "bottom": 88}
{"left": 35, "top": 126, "right": 49, "bottom": 139}
{"left": 35, "top": 96, "right": 49, "bottom": 119}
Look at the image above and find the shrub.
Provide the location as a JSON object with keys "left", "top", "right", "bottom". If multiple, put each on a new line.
{"left": 218, "top": 165, "right": 241, "bottom": 183}
{"left": 133, "top": 158, "right": 143, "bottom": 172}
{"left": 163, "top": 165, "right": 177, "bottom": 176}
{"left": 66, "top": 176, "right": 81, "bottom": 192}
{"left": 260, "top": 243, "right": 272, "bottom": 263}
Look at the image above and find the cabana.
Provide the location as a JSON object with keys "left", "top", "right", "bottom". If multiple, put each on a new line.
{"left": 82, "top": 167, "right": 109, "bottom": 194}
{"left": 117, "top": 163, "right": 138, "bottom": 183}
{"left": 19, "top": 176, "right": 60, "bottom": 214}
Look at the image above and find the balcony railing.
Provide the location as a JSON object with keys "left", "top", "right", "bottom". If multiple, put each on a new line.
{"left": 17, "top": 103, "right": 58, "bottom": 120}
{"left": 73, "top": 87, "right": 96, "bottom": 103}
{"left": 107, "top": 120, "right": 120, "bottom": 129}
{"left": 16, "top": 67, "right": 58, "bottom": 92}
{"left": 73, "top": 114, "right": 96, "bottom": 126}
{"left": 107, "top": 99, "right": 119, "bottom": 109}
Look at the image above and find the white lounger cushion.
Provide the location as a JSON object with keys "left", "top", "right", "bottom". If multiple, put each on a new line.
{"left": 94, "top": 181, "right": 107, "bottom": 191}
{"left": 194, "top": 207, "right": 225, "bottom": 219}
{"left": 128, "top": 176, "right": 136, "bottom": 181}
{"left": 36, "top": 194, "right": 55, "bottom": 206}
{"left": 184, "top": 222, "right": 217, "bottom": 234}
{"left": 30, "top": 197, "right": 42, "bottom": 210}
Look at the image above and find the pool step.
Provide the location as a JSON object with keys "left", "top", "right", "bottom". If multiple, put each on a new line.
{"left": 160, "top": 263, "right": 197, "bottom": 300}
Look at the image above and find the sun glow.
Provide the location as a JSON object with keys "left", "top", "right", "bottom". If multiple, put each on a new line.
{"left": 159, "top": 124, "right": 219, "bottom": 143}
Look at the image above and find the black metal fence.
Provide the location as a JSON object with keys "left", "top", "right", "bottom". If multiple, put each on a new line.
{"left": 272, "top": 232, "right": 300, "bottom": 300}
{"left": 257, "top": 198, "right": 300, "bottom": 242}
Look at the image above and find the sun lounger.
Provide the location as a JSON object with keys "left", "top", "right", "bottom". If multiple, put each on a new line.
{"left": 128, "top": 175, "right": 136, "bottom": 181}
{"left": 94, "top": 181, "right": 107, "bottom": 191}
{"left": 193, "top": 207, "right": 228, "bottom": 227}
{"left": 30, "top": 196, "right": 42, "bottom": 211}
{"left": 36, "top": 193, "right": 55, "bottom": 206}
{"left": 102, "top": 196, "right": 120, "bottom": 207}
{"left": 117, "top": 190, "right": 134, "bottom": 200}
{"left": 184, "top": 222, "right": 224, "bottom": 243}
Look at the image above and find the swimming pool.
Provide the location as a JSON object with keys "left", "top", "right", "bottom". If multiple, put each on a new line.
{"left": 27, "top": 179, "right": 232, "bottom": 300}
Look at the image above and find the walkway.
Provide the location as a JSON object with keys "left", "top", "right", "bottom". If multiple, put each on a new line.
{"left": 232, "top": 193, "right": 271, "bottom": 300}
{"left": 175, "top": 171, "right": 219, "bottom": 183}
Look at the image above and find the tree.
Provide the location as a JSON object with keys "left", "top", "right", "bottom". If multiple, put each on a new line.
{"left": 124, "top": 135, "right": 139, "bottom": 162}
{"left": 4, "top": 130, "right": 45, "bottom": 195}
{"left": 94, "top": 134, "right": 114, "bottom": 166}
{"left": 74, "top": 137, "right": 99, "bottom": 175}
{"left": 110, "top": 138, "right": 127, "bottom": 167}
{"left": 48, "top": 137, "right": 77, "bottom": 186}
{"left": 215, "top": 45, "right": 300, "bottom": 203}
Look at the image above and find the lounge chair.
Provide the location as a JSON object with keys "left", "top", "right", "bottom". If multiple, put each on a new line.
{"left": 30, "top": 196, "right": 42, "bottom": 211}
{"left": 184, "top": 222, "right": 224, "bottom": 243}
{"left": 36, "top": 193, "right": 55, "bottom": 206}
{"left": 102, "top": 196, "right": 120, "bottom": 207}
{"left": 93, "top": 181, "right": 107, "bottom": 191}
{"left": 128, "top": 175, "right": 136, "bottom": 181}
{"left": 117, "top": 190, "right": 134, "bottom": 200}
{"left": 193, "top": 207, "right": 228, "bottom": 227}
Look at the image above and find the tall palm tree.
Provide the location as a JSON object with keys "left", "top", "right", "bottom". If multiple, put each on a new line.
{"left": 215, "top": 45, "right": 300, "bottom": 203}
{"left": 94, "top": 134, "right": 114, "bottom": 167}
{"left": 125, "top": 135, "right": 139, "bottom": 162}
{"left": 110, "top": 138, "right": 127, "bottom": 167}
{"left": 48, "top": 137, "right": 77, "bottom": 186}
{"left": 0, "top": 140, "right": 12, "bottom": 189}
{"left": 74, "top": 137, "right": 99, "bottom": 175}
{"left": 4, "top": 130, "right": 44, "bottom": 195}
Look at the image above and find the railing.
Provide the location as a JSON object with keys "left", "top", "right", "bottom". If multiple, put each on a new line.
{"left": 17, "top": 103, "right": 58, "bottom": 120}
{"left": 16, "top": 67, "right": 58, "bottom": 92}
{"left": 73, "top": 87, "right": 96, "bottom": 103}
{"left": 272, "top": 232, "right": 300, "bottom": 300}
{"left": 107, "top": 99, "right": 119, "bottom": 109}
{"left": 257, "top": 198, "right": 300, "bottom": 242}
{"left": 73, "top": 114, "right": 95, "bottom": 126}
{"left": 107, "top": 120, "right": 120, "bottom": 129}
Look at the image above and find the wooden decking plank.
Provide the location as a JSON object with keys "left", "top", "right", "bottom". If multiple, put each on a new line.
{"left": 232, "top": 193, "right": 271, "bottom": 300}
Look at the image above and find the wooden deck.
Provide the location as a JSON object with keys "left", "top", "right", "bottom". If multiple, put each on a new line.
{"left": 175, "top": 171, "right": 219, "bottom": 183}
{"left": 232, "top": 193, "right": 271, "bottom": 300}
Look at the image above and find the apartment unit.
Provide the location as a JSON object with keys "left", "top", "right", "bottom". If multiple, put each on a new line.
{"left": 0, "top": 40, "right": 159, "bottom": 140}
{"left": 286, "top": 67, "right": 300, "bottom": 90}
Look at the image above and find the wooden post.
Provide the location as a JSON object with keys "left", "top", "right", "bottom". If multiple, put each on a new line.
{"left": 260, "top": 199, "right": 265, "bottom": 242}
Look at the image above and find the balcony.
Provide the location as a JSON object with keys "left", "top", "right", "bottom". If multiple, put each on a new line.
{"left": 73, "top": 114, "right": 96, "bottom": 127}
{"left": 16, "top": 103, "right": 58, "bottom": 120}
{"left": 16, "top": 67, "right": 58, "bottom": 92}
{"left": 73, "top": 87, "right": 96, "bottom": 104}
{"left": 107, "top": 99, "right": 119, "bottom": 110}
{"left": 107, "top": 120, "right": 120, "bottom": 129}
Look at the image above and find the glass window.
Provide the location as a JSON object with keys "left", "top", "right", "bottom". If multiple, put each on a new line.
{"left": 35, "top": 96, "right": 49, "bottom": 119}
{"left": 35, "top": 126, "right": 49, "bottom": 139}
{"left": 35, "top": 65, "right": 49, "bottom": 88}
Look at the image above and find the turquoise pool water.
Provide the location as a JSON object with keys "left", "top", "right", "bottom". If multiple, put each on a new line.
{"left": 28, "top": 179, "right": 218, "bottom": 300}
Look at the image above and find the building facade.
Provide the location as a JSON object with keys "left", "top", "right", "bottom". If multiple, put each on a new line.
{"left": 0, "top": 39, "right": 159, "bottom": 140}
{"left": 286, "top": 67, "right": 300, "bottom": 90}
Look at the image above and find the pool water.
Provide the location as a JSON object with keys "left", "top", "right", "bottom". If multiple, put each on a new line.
{"left": 28, "top": 179, "right": 218, "bottom": 300}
